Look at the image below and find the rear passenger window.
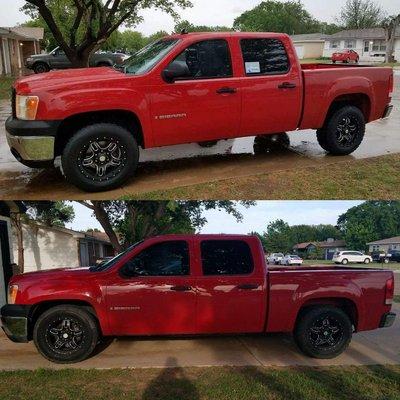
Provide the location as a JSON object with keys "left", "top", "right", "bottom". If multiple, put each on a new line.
{"left": 241, "top": 38, "right": 290, "bottom": 76}
{"left": 201, "top": 240, "right": 254, "bottom": 276}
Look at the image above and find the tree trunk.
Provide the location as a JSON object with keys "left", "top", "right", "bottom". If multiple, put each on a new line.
{"left": 385, "top": 15, "right": 400, "bottom": 63}
{"left": 10, "top": 213, "right": 24, "bottom": 274}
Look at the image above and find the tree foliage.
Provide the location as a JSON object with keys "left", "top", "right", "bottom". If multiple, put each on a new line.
{"left": 337, "top": 201, "right": 400, "bottom": 251}
{"left": 175, "top": 20, "right": 232, "bottom": 33}
{"left": 337, "top": 0, "right": 385, "bottom": 29}
{"left": 22, "top": 0, "right": 192, "bottom": 66}
{"left": 233, "top": 1, "right": 321, "bottom": 34}
{"left": 79, "top": 201, "right": 255, "bottom": 252}
{"left": 25, "top": 201, "right": 75, "bottom": 227}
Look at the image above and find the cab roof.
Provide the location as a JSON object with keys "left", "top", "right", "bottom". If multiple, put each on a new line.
{"left": 167, "top": 32, "right": 289, "bottom": 40}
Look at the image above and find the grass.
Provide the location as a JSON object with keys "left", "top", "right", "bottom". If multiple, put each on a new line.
{"left": 0, "top": 365, "right": 399, "bottom": 400}
{"left": 0, "top": 76, "right": 14, "bottom": 100}
{"left": 131, "top": 154, "right": 400, "bottom": 200}
{"left": 395, "top": 295, "right": 400, "bottom": 303}
{"left": 305, "top": 260, "right": 400, "bottom": 270}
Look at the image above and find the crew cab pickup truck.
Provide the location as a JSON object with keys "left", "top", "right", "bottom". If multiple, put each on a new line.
{"left": 1, "top": 234, "right": 396, "bottom": 364}
{"left": 6, "top": 32, "right": 394, "bottom": 192}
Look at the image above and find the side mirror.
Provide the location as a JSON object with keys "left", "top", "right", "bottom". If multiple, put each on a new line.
{"left": 162, "top": 61, "right": 190, "bottom": 83}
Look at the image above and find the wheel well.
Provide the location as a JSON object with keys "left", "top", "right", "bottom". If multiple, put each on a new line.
{"left": 28, "top": 300, "right": 101, "bottom": 339}
{"left": 324, "top": 93, "right": 371, "bottom": 126}
{"left": 296, "top": 298, "right": 358, "bottom": 330}
{"left": 54, "top": 110, "right": 144, "bottom": 157}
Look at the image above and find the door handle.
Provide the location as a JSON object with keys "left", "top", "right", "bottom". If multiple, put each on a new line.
{"left": 216, "top": 87, "right": 237, "bottom": 94}
{"left": 278, "top": 82, "right": 297, "bottom": 89}
{"left": 170, "top": 285, "right": 192, "bottom": 292}
{"left": 237, "top": 284, "right": 259, "bottom": 290}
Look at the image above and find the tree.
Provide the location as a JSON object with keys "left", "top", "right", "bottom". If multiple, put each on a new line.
{"left": 25, "top": 201, "right": 75, "bottom": 227}
{"left": 337, "top": 201, "right": 400, "bottom": 251}
{"left": 233, "top": 1, "right": 321, "bottom": 34}
{"left": 337, "top": 0, "right": 385, "bottom": 29}
{"left": 22, "top": 0, "right": 192, "bottom": 67}
{"left": 10, "top": 212, "right": 25, "bottom": 274}
{"left": 382, "top": 14, "right": 400, "bottom": 63}
{"left": 174, "top": 20, "right": 232, "bottom": 33}
{"left": 79, "top": 201, "right": 254, "bottom": 252}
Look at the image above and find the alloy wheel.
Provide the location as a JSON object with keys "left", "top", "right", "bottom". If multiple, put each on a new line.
{"left": 46, "top": 317, "right": 84, "bottom": 354}
{"left": 308, "top": 316, "right": 343, "bottom": 349}
{"left": 336, "top": 116, "right": 359, "bottom": 148}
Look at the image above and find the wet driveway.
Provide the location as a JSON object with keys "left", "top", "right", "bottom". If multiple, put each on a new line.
{"left": 0, "top": 72, "right": 398, "bottom": 200}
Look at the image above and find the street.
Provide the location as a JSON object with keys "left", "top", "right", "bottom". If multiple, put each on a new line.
{"left": 0, "top": 73, "right": 398, "bottom": 199}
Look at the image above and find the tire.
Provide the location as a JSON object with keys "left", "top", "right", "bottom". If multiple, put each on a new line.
{"left": 342, "top": 259, "right": 349, "bottom": 265}
{"left": 364, "top": 258, "right": 371, "bottom": 264}
{"left": 33, "top": 305, "right": 99, "bottom": 364}
{"left": 384, "top": 258, "right": 390, "bottom": 264}
{"left": 33, "top": 62, "right": 50, "bottom": 74}
{"left": 61, "top": 123, "right": 139, "bottom": 192}
{"left": 332, "top": 60, "right": 336, "bottom": 64}
{"left": 294, "top": 306, "right": 352, "bottom": 359}
{"left": 317, "top": 106, "right": 365, "bottom": 155}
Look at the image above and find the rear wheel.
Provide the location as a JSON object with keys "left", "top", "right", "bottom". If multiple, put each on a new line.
{"left": 33, "top": 305, "right": 99, "bottom": 364}
{"left": 316, "top": 106, "right": 365, "bottom": 155}
{"left": 33, "top": 62, "right": 50, "bottom": 74}
{"left": 294, "top": 306, "right": 352, "bottom": 359}
{"left": 61, "top": 123, "right": 139, "bottom": 192}
{"left": 342, "top": 258, "right": 349, "bottom": 265}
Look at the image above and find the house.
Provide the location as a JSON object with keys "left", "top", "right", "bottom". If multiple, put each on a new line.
{"left": 367, "top": 236, "right": 400, "bottom": 253}
{"left": 293, "top": 239, "right": 347, "bottom": 260}
{"left": 0, "top": 26, "right": 43, "bottom": 76}
{"left": 323, "top": 27, "right": 400, "bottom": 62}
{"left": 0, "top": 201, "right": 25, "bottom": 308}
{"left": 11, "top": 222, "right": 115, "bottom": 273}
{"left": 291, "top": 33, "right": 325, "bottom": 59}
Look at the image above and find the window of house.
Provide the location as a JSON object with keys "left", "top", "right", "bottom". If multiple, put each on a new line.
{"left": 169, "top": 39, "right": 233, "bottom": 79}
{"left": 345, "top": 40, "right": 355, "bottom": 48}
{"left": 121, "top": 241, "right": 190, "bottom": 277}
{"left": 240, "top": 38, "right": 290, "bottom": 76}
{"left": 201, "top": 240, "right": 254, "bottom": 276}
{"left": 330, "top": 40, "right": 340, "bottom": 49}
{"left": 364, "top": 41, "right": 370, "bottom": 52}
{"left": 372, "top": 40, "right": 386, "bottom": 52}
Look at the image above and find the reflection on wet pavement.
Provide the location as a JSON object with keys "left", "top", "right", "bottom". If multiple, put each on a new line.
{"left": 0, "top": 73, "right": 399, "bottom": 199}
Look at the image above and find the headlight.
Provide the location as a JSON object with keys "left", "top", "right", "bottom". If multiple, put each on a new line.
{"left": 16, "top": 95, "right": 39, "bottom": 120}
{"left": 8, "top": 284, "right": 19, "bottom": 304}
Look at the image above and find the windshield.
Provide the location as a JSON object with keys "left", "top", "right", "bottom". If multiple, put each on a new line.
{"left": 121, "top": 39, "right": 180, "bottom": 75}
{"left": 89, "top": 241, "right": 144, "bottom": 272}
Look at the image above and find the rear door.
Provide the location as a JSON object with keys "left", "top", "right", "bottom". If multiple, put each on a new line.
{"left": 238, "top": 37, "right": 302, "bottom": 135}
{"left": 194, "top": 238, "right": 266, "bottom": 334}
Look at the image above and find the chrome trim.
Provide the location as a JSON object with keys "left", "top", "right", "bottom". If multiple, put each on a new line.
{"left": 383, "top": 105, "right": 393, "bottom": 119}
{"left": 6, "top": 132, "right": 55, "bottom": 161}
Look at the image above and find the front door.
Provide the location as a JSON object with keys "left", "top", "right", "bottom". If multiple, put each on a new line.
{"left": 150, "top": 38, "right": 241, "bottom": 147}
{"left": 239, "top": 38, "right": 302, "bottom": 135}
{"left": 106, "top": 240, "right": 196, "bottom": 335}
{"left": 194, "top": 239, "right": 266, "bottom": 334}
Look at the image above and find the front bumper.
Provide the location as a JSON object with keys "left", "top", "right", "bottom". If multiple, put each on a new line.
{"left": 379, "top": 312, "right": 396, "bottom": 328}
{"left": 383, "top": 105, "right": 393, "bottom": 119}
{"left": 0, "top": 305, "right": 32, "bottom": 343}
{"left": 5, "top": 116, "right": 59, "bottom": 161}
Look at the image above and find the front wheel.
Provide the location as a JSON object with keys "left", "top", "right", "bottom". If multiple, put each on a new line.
{"left": 33, "top": 305, "right": 99, "bottom": 364}
{"left": 33, "top": 62, "right": 50, "bottom": 74}
{"left": 364, "top": 258, "right": 371, "bottom": 264}
{"left": 62, "top": 123, "right": 139, "bottom": 192}
{"left": 294, "top": 306, "right": 352, "bottom": 359}
{"left": 317, "top": 106, "right": 365, "bottom": 155}
{"left": 342, "top": 258, "right": 349, "bottom": 265}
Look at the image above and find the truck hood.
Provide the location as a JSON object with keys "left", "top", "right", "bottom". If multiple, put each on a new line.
{"left": 15, "top": 67, "right": 125, "bottom": 94}
{"left": 11, "top": 267, "right": 93, "bottom": 284}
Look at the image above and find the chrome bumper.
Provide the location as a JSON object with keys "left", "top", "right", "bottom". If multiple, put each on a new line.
{"left": 6, "top": 131, "right": 55, "bottom": 161}
{"left": 383, "top": 105, "right": 393, "bottom": 119}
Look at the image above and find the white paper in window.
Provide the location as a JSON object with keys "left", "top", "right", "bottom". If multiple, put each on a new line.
{"left": 245, "top": 62, "right": 261, "bottom": 74}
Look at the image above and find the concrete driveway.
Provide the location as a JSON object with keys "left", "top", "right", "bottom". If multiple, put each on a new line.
{"left": 0, "top": 303, "right": 399, "bottom": 371}
{"left": 0, "top": 73, "right": 398, "bottom": 199}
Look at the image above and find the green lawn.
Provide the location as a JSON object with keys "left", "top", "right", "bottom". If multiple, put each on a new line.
{"left": 395, "top": 295, "right": 400, "bottom": 303}
{"left": 0, "top": 365, "right": 399, "bottom": 400}
{"left": 306, "top": 260, "right": 400, "bottom": 270}
{"left": 0, "top": 76, "right": 14, "bottom": 100}
{"left": 132, "top": 154, "right": 400, "bottom": 200}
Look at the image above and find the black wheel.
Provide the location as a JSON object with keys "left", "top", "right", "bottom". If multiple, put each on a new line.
{"left": 332, "top": 60, "right": 336, "bottom": 64}
{"left": 33, "top": 305, "right": 99, "bottom": 364}
{"left": 317, "top": 106, "right": 365, "bottom": 155}
{"left": 342, "top": 258, "right": 349, "bottom": 265}
{"left": 33, "top": 62, "right": 50, "bottom": 74}
{"left": 61, "top": 123, "right": 139, "bottom": 192}
{"left": 294, "top": 306, "right": 352, "bottom": 359}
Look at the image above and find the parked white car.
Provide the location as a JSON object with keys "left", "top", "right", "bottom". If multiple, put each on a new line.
{"left": 281, "top": 255, "right": 304, "bottom": 266}
{"left": 267, "top": 253, "right": 284, "bottom": 264}
{"left": 332, "top": 251, "right": 373, "bottom": 265}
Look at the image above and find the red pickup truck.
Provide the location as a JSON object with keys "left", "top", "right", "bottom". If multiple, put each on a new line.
{"left": 1, "top": 234, "right": 396, "bottom": 364}
{"left": 6, "top": 32, "right": 394, "bottom": 192}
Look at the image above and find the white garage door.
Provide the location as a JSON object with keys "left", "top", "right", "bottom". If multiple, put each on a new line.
{"left": 295, "top": 45, "right": 304, "bottom": 59}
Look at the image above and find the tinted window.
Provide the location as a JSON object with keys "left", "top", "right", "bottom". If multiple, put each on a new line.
{"left": 170, "top": 39, "right": 233, "bottom": 79}
{"left": 121, "top": 241, "right": 189, "bottom": 277}
{"left": 201, "top": 240, "right": 254, "bottom": 276}
{"left": 241, "top": 38, "right": 289, "bottom": 75}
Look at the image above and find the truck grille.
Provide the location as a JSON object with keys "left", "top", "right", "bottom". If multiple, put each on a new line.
{"left": 11, "top": 88, "right": 16, "bottom": 118}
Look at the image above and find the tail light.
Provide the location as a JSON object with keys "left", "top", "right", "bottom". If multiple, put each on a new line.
{"left": 385, "top": 277, "right": 394, "bottom": 305}
{"left": 389, "top": 73, "right": 393, "bottom": 99}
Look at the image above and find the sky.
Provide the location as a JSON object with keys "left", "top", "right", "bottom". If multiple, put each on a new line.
{"left": 65, "top": 201, "right": 364, "bottom": 234}
{"left": 1, "top": 0, "right": 399, "bottom": 36}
